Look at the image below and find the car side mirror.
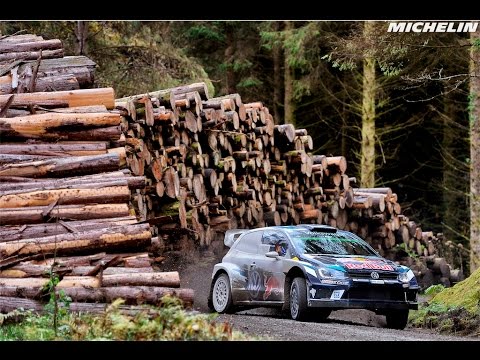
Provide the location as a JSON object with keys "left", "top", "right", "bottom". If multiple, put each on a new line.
{"left": 265, "top": 251, "right": 280, "bottom": 259}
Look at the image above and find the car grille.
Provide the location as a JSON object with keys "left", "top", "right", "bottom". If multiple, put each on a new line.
{"left": 346, "top": 286, "right": 405, "bottom": 301}
{"left": 348, "top": 271, "right": 398, "bottom": 280}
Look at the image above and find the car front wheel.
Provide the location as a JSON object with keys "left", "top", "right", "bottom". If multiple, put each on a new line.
{"left": 385, "top": 309, "right": 409, "bottom": 330}
{"left": 290, "top": 277, "right": 309, "bottom": 321}
{"left": 211, "top": 273, "right": 234, "bottom": 313}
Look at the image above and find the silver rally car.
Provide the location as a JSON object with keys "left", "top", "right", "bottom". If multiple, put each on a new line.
{"left": 208, "top": 224, "right": 419, "bottom": 329}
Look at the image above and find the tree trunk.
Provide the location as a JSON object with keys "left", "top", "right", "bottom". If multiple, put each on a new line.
{"left": 0, "top": 112, "right": 120, "bottom": 140}
{"left": 0, "top": 142, "right": 108, "bottom": 157}
{"left": 0, "top": 296, "right": 191, "bottom": 315}
{"left": 273, "top": 21, "right": 283, "bottom": 123}
{"left": 224, "top": 23, "right": 236, "bottom": 94}
{"left": 74, "top": 21, "right": 89, "bottom": 55}
{"left": 0, "top": 39, "right": 63, "bottom": 53}
{"left": 0, "top": 49, "right": 63, "bottom": 63}
{"left": 0, "top": 180, "right": 130, "bottom": 208}
{"left": 0, "top": 203, "right": 130, "bottom": 225}
{"left": 470, "top": 29, "right": 480, "bottom": 272}
{"left": 0, "top": 153, "right": 120, "bottom": 178}
{"left": 360, "top": 21, "right": 376, "bottom": 188}
{"left": 0, "top": 88, "right": 115, "bottom": 109}
{"left": 56, "top": 271, "right": 179, "bottom": 288}
{"left": 443, "top": 91, "right": 467, "bottom": 265}
{"left": 59, "top": 286, "right": 193, "bottom": 306}
{"left": 0, "top": 216, "right": 137, "bottom": 242}
{"left": 0, "top": 223, "right": 151, "bottom": 259}
{"left": 283, "top": 21, "right": 296, "bottom": 126}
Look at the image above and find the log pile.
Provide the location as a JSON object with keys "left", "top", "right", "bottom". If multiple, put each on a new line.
{"left": 0, "top": 33, "right": 95, "bottom": 95}
{"left": 0, "top": 35, "right": 194, "bottom": 314}
{"left": 1, "top": 33, "right": 460, "bottom": 292}
{"left": 0, "top": 252, "right": 193, "bottom": 313}
{"left": 116, "top": 81, "right": 463, "bottom": 289}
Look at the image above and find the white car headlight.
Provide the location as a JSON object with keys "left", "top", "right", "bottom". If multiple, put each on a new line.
{"left": 318, "top": 267, "right": 346, "bottom": 279}
{"left": 398, "top": 269, "right": 415, "bottom": 283}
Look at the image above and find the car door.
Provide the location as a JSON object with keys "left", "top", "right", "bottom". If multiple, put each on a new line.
{"left": 255, "top": 230, "right": 289, "bottom": 302}
{"left": 229, "top": 229, "right": 264, "bottom": 303}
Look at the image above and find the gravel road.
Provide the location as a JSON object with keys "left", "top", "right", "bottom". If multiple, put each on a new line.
{"left": 177, "top": 252, "right": 478, "bottom": 341}
{"left": 215, "top": 309, "right": 475, "bottom": 341}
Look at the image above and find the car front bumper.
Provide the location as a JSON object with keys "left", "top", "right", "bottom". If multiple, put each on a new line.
{"left": 307, "top": 298, "right": 418, "bottom": 310}
{"left": 306, "top": 279, "right": 419, "bottom": 311}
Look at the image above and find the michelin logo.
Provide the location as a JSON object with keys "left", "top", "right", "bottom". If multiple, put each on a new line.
{"left": 388, "top": 22, "right": 478, "bottom": 33}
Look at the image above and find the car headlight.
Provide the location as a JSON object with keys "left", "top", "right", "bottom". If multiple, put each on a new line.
{"left": 398, "top": 269, "right": 415, "bottom": 283}
{"left": 318, "top": 267, "right": 346, "bottom": 279}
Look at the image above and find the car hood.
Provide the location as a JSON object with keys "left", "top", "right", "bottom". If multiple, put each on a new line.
{"left": 300, "top": 254, "right": 399, "bottom": 273}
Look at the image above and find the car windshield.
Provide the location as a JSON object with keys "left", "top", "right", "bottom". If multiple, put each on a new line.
{"left": 289, "top": 230, "right": 377, "bottom": 256}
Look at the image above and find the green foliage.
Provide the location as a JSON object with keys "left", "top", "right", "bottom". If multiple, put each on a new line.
{"left": 185, "top": 24, "right": 225, "bottom": 43}
{"left": 410, "top": 269, "right": 480, "bottom": 335}
{"left": 259, "top": 30, "right": 282, "bottom": 50}
{"left": 409, "top": 301, "right": 480, "bottom": 335}
{"left": 0, "top": 296, "right": 256, "bottom": 341}
{"left": 283, "top": 23, "right": 320, "bottom": 71}
{"left": 395, "top": 243, "right": 419, "bottom": 259}
{"left": 322, "top": 22, "right": 408, "bottom": 76}
{"left": 471, "top": 37, "right": 480, "bottom": 49}
{"left": 0, "top": 21, "right": 214, "bottom": 98}
{"left": 261, "top": 22, "right": 324, "bottom": 106}
{"left": 424, "top": 284, "right": 446, "bottom": 298}
{"left": 237, "top": 77, "right": 262, "bottom": 89}
{"left": 233, "top": 59, "right": 254, "bottom": 73}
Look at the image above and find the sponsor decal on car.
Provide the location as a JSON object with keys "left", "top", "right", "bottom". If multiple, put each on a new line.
{"left": 263, "top": 275, "right": 281, "bottom": 300}
{"left": 246, "top": 269, "right": 262, "bottom": 299}
{"left": 344, "top": 262, "right": 394, "bottom": 271}
{"left": 320, "top": 279, "right": 350, "bottom": 285}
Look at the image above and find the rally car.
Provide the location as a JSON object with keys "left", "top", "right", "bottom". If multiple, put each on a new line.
{"left": 207, "top": 224, "right": 419, "bottom": 329}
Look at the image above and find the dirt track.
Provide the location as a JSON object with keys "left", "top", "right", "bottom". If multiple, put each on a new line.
{"left": 177, "top": 252, "right": 478, "bottom": 341}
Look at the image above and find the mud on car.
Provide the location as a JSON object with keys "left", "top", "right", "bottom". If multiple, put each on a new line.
{"left": 208, "top": 225, "right": 419, "bottom": 329}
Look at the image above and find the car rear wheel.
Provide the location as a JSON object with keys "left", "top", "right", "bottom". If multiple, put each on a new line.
{"left": 385, "top": 309, "right": 409, "bottom": 330}
{"left": 211, "top": 273, "right": 234, "bottom": 314}
{"left": 290, "top": 277, "right": 309, "bottom": 321}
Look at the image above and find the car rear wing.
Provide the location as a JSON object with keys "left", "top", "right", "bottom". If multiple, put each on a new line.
{"left": 224, "top": 229, "right": 249, "bottom": 247}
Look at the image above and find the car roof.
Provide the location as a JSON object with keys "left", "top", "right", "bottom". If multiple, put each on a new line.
{"left": 225, "top": 224, "right": 361, "bottom": 248}
{"left": 256, "top": 224, "right": 340, "bottom": 233}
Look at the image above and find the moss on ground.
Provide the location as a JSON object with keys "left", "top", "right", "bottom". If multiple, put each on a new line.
{"left": 408, "top": 268, "right": 480, "bottom": 336}
{"left": 430, "top": 268, "right": 480, "bottom": 314}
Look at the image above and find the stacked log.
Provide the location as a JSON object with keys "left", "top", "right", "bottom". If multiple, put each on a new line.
{"left": 0, "top": 36, "right": 194, "bottom": 313}
{"left": 0, "top": 86, "right": 194, "bottom": 310}
{"left": 0, "top": 34, "right": 95, "bottom": 95}
{"left": 116, "top": 81, "right": 462, "bottom": 289}
{"left": 0, "top": 252, "right": 193, "bottom": 311}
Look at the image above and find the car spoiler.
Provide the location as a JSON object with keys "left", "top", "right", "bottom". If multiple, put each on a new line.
{"left": 224, "top": 229, "right": 249, "bottom": 247}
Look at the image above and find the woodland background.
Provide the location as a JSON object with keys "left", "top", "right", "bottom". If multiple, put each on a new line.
{"left": 0, "top": 21, "right": 476, "bottom": 272}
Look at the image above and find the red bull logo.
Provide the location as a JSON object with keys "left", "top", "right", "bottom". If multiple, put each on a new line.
{"left": 344, "top": 262, "right": 394, "bottom": 271}
{"left": 263, "top": 275, "right": 281, "bottom": 300}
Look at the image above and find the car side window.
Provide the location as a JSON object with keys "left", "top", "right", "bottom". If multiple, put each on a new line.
{"left": 262, "top": 230, "right": 289, "bottom": 256}
{"left": 235, "top": 230, "right": 263, "bottom": 254}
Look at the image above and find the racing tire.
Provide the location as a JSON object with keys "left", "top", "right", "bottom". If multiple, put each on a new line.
{"left": 210, "top": 273, "right": 235, "bottom": 314}
{"left": 385, "top": 309, "right": 409, "bottom": 330}
{"left": 290, "top": 277, "right": 309, "bottom": 321}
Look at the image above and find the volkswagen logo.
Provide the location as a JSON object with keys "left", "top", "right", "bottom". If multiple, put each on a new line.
{"left": 371, "top": 271, "right": 380, "bottom": 280}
